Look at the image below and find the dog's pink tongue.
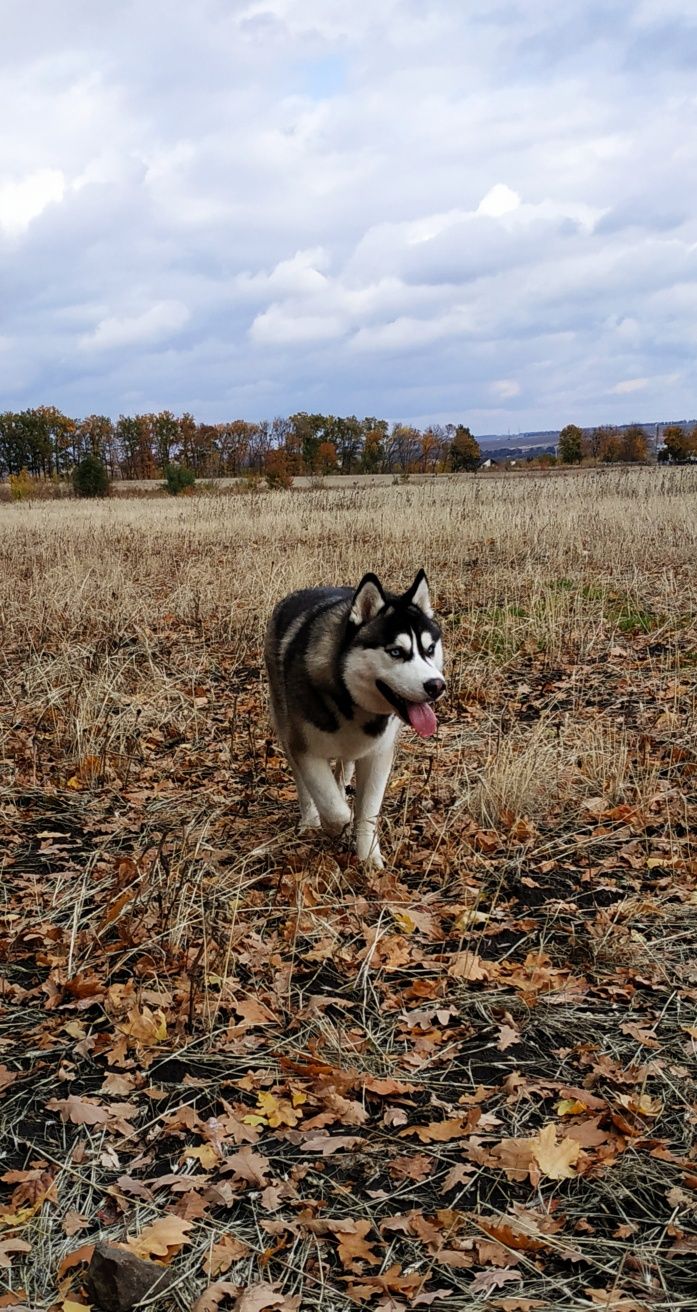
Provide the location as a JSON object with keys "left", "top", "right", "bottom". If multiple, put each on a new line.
{"left": 407, "top": 701, "right": 438, "bottom": 738}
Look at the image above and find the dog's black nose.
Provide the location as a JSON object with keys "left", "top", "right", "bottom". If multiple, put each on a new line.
{"left": 423, "top": 678, "right": 446, "bottom": 700}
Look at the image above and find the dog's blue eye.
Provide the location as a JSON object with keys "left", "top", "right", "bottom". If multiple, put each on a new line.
{"left": 425, "top": 644, "right": 435, "bottom": 657}
{"left": 387, "top": 647, "right": 403, "bottom": 659}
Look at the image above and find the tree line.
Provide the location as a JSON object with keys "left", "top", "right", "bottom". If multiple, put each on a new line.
{"left": 1, "top": 406, "right": 686, "bottom": 486}
{"left": 558, "top": 422, "right": 697, "bottom": 464}
{"left": 0, "top": 407, "right": 481, "bottom": 481}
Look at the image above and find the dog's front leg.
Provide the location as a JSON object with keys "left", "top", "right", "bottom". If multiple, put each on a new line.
{"left": 286, "top": 752, "right": 321, "bottom": 830}
{"left": 354, "top": 743, "right": 396, "bottom": 869}
{"left": 296, "top": 755, "right": 352, "bottom": 836}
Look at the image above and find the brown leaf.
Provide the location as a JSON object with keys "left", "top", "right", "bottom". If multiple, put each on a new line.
{"left": 478, "top": 1221, "right": 547, "bottom": 1254}
{"left": 56, "top": 1244, "right": 95, "bottom": 1277}
{"left": 470, "top": 1268, "right": 522, "bottom": 1294}
{"left": 127, "top": 1214, "right": 194, "bottom": 1258}
{"left": 497, "top": 1023, "right": 521, "bottom": 1052}
{"left": 449, "top": 951, "right": 492, "bottom": 981}
{"left": 222, "top": 1146, "right": 270, "bottom": 1188}
{"left": 0, "top": 1238, "right": 31, "bottom": 1270}
{"left": 46, "top": 1095, "right": 110, "bottom": 1126}
{"left": 565, "top": 1117, "right": 612, "bottom": 1148}
{"left": 0, "top": 1066, "right": 18, "bottom": 1095}
{"left": 405, "top": 1117, "right": 473, "bottom": 1143}
{"left": 301, "top": 1133, "right": 363, "bottom": 1155}
{"left": 361, "top": 1075, "right": 416, "bottom": 1096}
{"left": 442, "top": 1162, "right": 475, "bottom": 1191}
{"left": 101, "top": 1072, "right": 136, "bottom": 1095}
{"left": 204, "top": 1235, "right": 249, "bottom": 1277}
{"left": 193, "top": 1281, "right": 240, "bottom": 1312}
{"left": 487, "top": 1137, "right": 537, "bottom": 1182}
{"left": 236, "top": 1284, "right": 296, "bottom": 1312}
{"left": 334, "top": 1220, "right": 379, "bottom": 1270}
{"left": 62, "top": 1210, "right": 90, "bottom": 1236}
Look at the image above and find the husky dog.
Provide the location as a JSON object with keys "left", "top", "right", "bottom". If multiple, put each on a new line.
{"left": 264, "top": 570, "right": 445, "bottom": 868}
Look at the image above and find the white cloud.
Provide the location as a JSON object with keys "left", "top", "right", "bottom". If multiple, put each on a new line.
{"left": 492, "top": 379, "right": 521, "bottom": 399}
{"left": 0, "top": 168, "right": 65, "bottom": 237}
{"left": 611, "top": 377, "right": 649, "bottom": 394}
{"left": 81, "top": 302, "right": 190, "bottom": 352}
{"left": 477, "top": 184, "right": 521, "bottom": 219}
{"left": 250, "top": 303, "right": 345, "bottom": 345}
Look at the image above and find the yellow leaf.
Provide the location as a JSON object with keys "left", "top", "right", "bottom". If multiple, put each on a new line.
{"left": 66, "top": 776, "right": 82, "bottom": 790}
{"left": 182, "top": 1143, "right": 218, "bottom": 1170}
{"left": 63, "top": 1302, "right": 92, "bottom": 1312}
{"left": 255, "top": 1091, "right": 303, "bottom": 1128}
{"left": 453, "top": 908, "right": 488, "bottom": 931}
{"left": 556, "top": 1099, "right": 587, "bottom": 1116}
{"left": 392, "top": 910, "right": 416, "bottom": 934}
{"left": 531, "top": 1124, "right": 580, "bottom": 1180}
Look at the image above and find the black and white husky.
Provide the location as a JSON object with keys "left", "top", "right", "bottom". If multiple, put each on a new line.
{"left": 264, "top": 570, "right": 446, "bottom": 868}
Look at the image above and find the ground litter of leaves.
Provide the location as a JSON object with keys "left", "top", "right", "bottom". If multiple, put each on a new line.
{"left": 1, "top": 477, "right": 697, "bottom": 1312}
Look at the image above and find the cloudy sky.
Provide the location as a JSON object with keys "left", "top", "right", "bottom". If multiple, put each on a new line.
{"left": 1, "top": 0, "right": 696, "bottom": 433}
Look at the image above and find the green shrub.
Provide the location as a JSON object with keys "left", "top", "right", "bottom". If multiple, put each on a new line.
{"left": 164, "top": 463, "right": 196, "bottom": 495}
{"left": 72, "top": 455, "right": 110, "bottom": 498}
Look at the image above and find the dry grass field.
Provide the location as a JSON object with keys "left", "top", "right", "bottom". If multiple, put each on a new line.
{"left": 1, "top": 468, "right": 697, "bottom": 1312}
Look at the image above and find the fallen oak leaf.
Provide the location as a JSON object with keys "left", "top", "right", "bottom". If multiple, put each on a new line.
{"left": 333, "top": 1220, "right": 379, "bottom": 1270}
{"left": 126, "top": 1214, "right": 194, "bottom": 1259}
{"left": 448, "top": 951, "right": 493, "bottom": 981}
{"left": 470, "top": 1268, "right": 522, "bottom": 1295}
{"left": 193, "top": 1283, "right": 240, "bottom": 1312}
{"left": 0, "top": 1237, "right": 31, "bottom": 1269}
{"left": 46, "top": 1095, "right": 109, "bottom": 1126}
{"left": 56, "top": 1243, "right": 95, "bottom": 1277}
{"left": 236, "top": 1283, "right": 299, "bottom": 1311}
{"left": 300, "top": 1133, "right": 363, "bottom": 1155}
{"left": 220, "top": 1146, "right": 270, "bottom": 1187}
{"left": 204, "top": 1234, "right": 249, "bottom": 1276}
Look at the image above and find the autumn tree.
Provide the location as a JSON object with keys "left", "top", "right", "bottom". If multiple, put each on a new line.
{"left": 449, "top": 425, "right": 481, "bottom": 472}
{"left": 317, "top": 440, "right": 338, "bottom": 473}
{"left": 620, "top": 424, "right": 649, "bottom": 463}
{"left": 264, "top": 448, "right": 293, "bottom": 489}
{"left": 361, "top": 421, "right": 387, "bottom": 473}
{"left": 662, "top": 424, "right": 697, "bottom": 462}
{"left": 558, "top": 424, "right": 583, "bottom": 464}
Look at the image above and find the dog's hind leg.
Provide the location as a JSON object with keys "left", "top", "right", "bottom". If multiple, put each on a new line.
{"left": 333, "top": 760, "right": 355, "bottom": 795}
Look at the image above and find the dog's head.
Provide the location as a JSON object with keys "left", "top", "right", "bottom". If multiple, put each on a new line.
{"left": 342, "top": 570, "right": 445, "bottom": 736}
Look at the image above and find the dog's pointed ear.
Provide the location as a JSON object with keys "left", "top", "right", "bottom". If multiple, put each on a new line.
{"left": 404, "top": 568, "right": 433, "bottom": 617}
{"left": 350, "top": 573, "right": 385, "bottom": 627}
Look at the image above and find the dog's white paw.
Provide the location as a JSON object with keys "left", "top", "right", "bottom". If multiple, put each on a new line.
{"left": 299, "top": 812, "right": 321, "bottom": 832}
{"left": 355, "top": 832, "right": 385, "bottom": 868}
{"left": 320, "top": 802, "right": 352, "bottom": 836}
